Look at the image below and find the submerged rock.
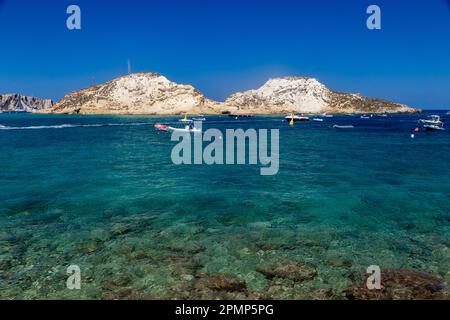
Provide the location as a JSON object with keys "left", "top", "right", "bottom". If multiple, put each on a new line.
{"left": 0, "top": 256, "right": 18, "bottom": 270}
{"left": 110, "top": 223, "right": 133, "bottom": 236}
{"left": 264, "top": 277, "right": 337, "bottom": 300}
{"left": 102, "top": 274, "right": 133, "bottom": 291}
{"left": 194, "top": 273, "right": 247, "bottom": 292}
{"left": 127, "top": 250, "right": 154, "bottom": 261}
{"left": 346, "top": 269, "right": 447, "bottom": 300}
{"left": 187, "top": 273, "right": 264, "bottom": 300}
{"left": 257, "top": 261, "right": 317, "bottom": 282}
{"left": 326, "top": 258, "right": 352, "bottom": 268}
{"left": 81, "top": 241, "right": 102, "bottom": 255}
{"left": 164, "top": 255, "right": 201, "bottom": 278}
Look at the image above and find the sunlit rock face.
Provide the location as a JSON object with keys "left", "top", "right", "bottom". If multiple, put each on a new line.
{"left": 48, "top": 73, "right": 218, "bottom": 115}
{"left": 223, "top": 76, "right": 419, "bottom": 114}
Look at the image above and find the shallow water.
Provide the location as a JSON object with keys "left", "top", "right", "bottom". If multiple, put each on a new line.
{"left": 0, "top": 112, "right": 449, "bottom": 299}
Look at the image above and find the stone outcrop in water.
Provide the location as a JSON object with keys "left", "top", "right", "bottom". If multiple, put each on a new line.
{"left": 0, "top": 94, "right": 53, "bottom": 112}
{"left": 257, "top": 261, "right": 317, "bottom": 282}
{"left": 43, "top": 73, "right": 420, "bottom": 115}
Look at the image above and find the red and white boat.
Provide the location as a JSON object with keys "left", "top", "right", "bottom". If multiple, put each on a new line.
{"left": 154, "top": 124, "right": 169, "bottom": 132}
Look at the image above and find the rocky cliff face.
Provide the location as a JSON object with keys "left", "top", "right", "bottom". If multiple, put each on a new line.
{"left": 0, "top": 94, "right": 53, "bottom": 112}
{"left": 49, "top": 73, "right": 218, "bottom": 115}
{"left": 223, "top": 77, "right": 332, "bottom": 114}
{"left": 223, "top": 77, "right": 418, "bottom": 114}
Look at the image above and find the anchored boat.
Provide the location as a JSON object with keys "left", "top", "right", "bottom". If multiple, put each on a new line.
{"left": 169, "top": 125, "right": 202, "bottom": 133}
{"left": 419, "top": 115, "right": 442, "bottom": 124}
{"left": 154, "top": 123, "right": 202, "bottom": 133}
{"left": 419, "top": 115, "right": 445, "bottom": 131}
{"left": 424, "top": 123, "right": 445, "bottom": 131}
{"left": 285, "top": 114, "right": 310, "bottom": 122}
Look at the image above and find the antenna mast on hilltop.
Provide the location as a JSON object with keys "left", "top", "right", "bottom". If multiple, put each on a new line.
{"left": 128, "top": 59, "right": 132, "bottom": 75}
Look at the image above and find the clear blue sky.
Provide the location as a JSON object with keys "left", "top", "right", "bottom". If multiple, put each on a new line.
{"left": 0, "top": 0, "right": 449, "bottom": 109}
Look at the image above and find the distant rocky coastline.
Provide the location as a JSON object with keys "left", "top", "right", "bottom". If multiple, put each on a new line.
{"left": 0, "top": 94, "right": 53, "bottom": 113}
{"left": 14, "top": 72, "right": 421, "bottom": 115}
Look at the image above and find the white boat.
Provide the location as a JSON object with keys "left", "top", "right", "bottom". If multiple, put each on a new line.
{"left": 179, "top": 115, "right": 193, "bottom": 123}
{"left": 361, "top": 116, "right": 371, "bottom": 119}
{"left": 192, "top": 118, "right": 206, "bottom": 121}
{"left": 333, "top": 125, "right": 354, "bottom": 129}
{"left": 424, "top": 122, "right": 445, "bottom": 131}
{"left": 424, "top": 124, "right": 445, "bottom": 131}
{"left": 312, "top": 118, "right": 324, "bottom": 122}
{"left": 169, "top": 125, "right": 202, "bottom": 133}
{"left": 285, "top": 114, "right": 310, "bottom": 122}
{"left": 419, "top": 115, "right": 442, "bottom": 125}
{"left": 321, "top": 114, "right": 333, "bottom": 118}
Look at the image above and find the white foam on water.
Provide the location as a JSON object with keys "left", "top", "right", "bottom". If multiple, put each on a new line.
{"left": 0, "top": 122, "right": 153, "bottom": 130}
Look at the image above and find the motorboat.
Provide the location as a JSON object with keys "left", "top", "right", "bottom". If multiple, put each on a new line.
{"left": 424, "top": 122, "right": 445, "bottom": 131}
{"left": 361, "top": 115, "right": 371, "bottom": 119}
{"left": 419, "top": 115, "right": 442, "bottom": 125}
{"left": 285, "top": 114, "right": 310, "bottom": 122}
{"left": 321, "top": 114, "right": 333, "bottom": 118}
{"left": 312, "top": 118, "right": 324, "bottom": 122}
{"left": 169, "top": 125, "right": 202, "bottom": 133}
{"left": 192, "top": 117, "right": 206, "bottom": 121}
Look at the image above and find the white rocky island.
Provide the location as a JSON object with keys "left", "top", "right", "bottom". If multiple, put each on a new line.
{"left": 223, "top": 77, "right": 418, "bottom": 115}
{"left": 47, "top": 73, "right": 218, "bottom": 115}
{"left": 42, "top": 73, "right": 419, "bottom": 115}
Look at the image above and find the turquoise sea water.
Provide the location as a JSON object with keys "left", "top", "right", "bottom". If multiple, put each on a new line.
{"left": 1, "top": 112, "right": 449, "bottom": 299}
